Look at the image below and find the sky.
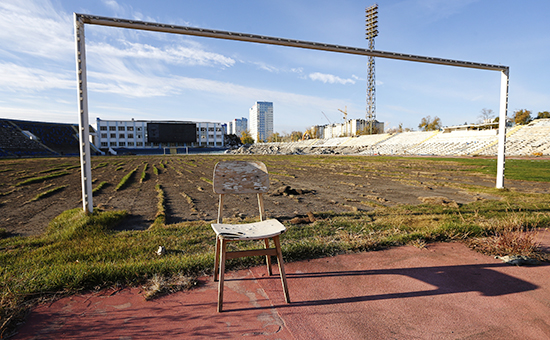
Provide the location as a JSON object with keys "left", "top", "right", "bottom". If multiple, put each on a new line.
{"left": 1, "top": 0, "right": 549, "bottom": 134}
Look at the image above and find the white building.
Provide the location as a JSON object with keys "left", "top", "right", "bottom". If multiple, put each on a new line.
{"left": 310, "top": 119, "right": 385, "bottom": 139}
{"left": 227, "top": 117, "right": 248, "bottom": 137}
{"left": 95, "top": 118, "right": 225, "bottom": 150}
{"left": 249, "top": 102, "right": 273, "bottom": 142}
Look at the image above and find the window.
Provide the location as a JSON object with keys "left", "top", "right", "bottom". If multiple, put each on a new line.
{"left": 101, "top": 133, "right": 107, "bottom": 138}
{"left": 110, "top": 133, "right": 116, "bottom": 138}
{"left": 128, "top": 134, "right": 133, "bottom": 138}
{"left": 119, "top": 142, "right": 125, "bottom": 147}
{"left": 118, "top": 126, "right": 125, "bottom": 131}
{"left": 127, "top": 127, "right": 134, "bottom": 131}
{"left": 109, "top": 126, "right": 116, "bottom": 131}
{"left": 137, "top": 127, "right": 142, "bottom": 131}
{"left": 119, "top": 134, "right": 125, "bottom": 139}
{"left": 101, "top": 142, "right": 108, "bottom": 147}
{"left": 110, "top": 142, "right": 116, "bottom": 146}
{"left": 137, "top": 134, "right": 142, "bottom": 139}
{"left": 128, "top": 142, "right": 134, "bottom": 146}
{"left": 137, "top": 142, "right": 143, "bottom": 146}
{"left": 208, "top": 127, "right": 214, "bottom": 131}
{"left": 100, "top": 126, "right": 107, "bottom": 131}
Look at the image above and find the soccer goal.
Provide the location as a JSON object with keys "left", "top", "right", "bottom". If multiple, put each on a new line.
{"left": 74, "top": 13, "right": 509, "bottom": 213}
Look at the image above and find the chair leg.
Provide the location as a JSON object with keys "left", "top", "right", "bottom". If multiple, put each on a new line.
{"left": 264, "top": 238, "right": 273, "bottom": 276}
{"left": 217, "top": 238, "right": 227, "bottom": 312}
{"left": 214, "top": 237, "right": 221, "bottom": 282}
{"left": 273, "top": 236, "right": 290, "bottom": 303}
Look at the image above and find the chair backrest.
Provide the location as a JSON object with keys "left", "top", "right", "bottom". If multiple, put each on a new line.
{"left": 213, "top": 161, "right": 269, "bottom": 195}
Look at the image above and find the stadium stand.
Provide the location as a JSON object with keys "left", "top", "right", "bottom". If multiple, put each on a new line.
{"left": 0, "top": 119, "right": 54, "bottom": 158}
{"left": 11, "top": 119, "right": 81, "bottom": 156}
{"left": 477, "top": 119, "right": 550, "bottom": 156}
{"left": 374, "top": 131, "right": 438, "bottom": 155}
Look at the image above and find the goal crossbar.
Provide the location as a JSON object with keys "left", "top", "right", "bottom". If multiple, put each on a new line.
{"left": 74, "top": 13, "right": 509, "bottom": 213}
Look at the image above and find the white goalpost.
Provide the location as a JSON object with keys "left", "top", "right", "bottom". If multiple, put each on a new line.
{"left": 74, "top": 13, "right": 510, "bottom": 213}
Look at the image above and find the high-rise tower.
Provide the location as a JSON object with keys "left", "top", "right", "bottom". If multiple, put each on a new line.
{"left": 249, "top": 102, "right": 273, "bottom": 142}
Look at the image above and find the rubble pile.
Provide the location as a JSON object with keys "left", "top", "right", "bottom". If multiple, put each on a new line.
{"left": 227, "top": 144, "right": 374, "bottom": 156}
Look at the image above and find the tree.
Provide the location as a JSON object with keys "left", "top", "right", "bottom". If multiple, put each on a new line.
{"left": 240, "top": 130, "right": 255, "bottom": 145}
{"left": 537, "top": 111, "right": 550, "bottom": 119}
{"left": 267, "top": 132, "right": 282, "bottom": 142}
{"left": 290, "top": 131, "right": 303, "bottom": 142}
{"left": 479, "top": 108, "right": 495, "bottom": 123}
{"left": 418, "top": 116, "right": 442, "bottom": 131}
{"left": 513, "top": 109, "right": 532, "bottom": 125}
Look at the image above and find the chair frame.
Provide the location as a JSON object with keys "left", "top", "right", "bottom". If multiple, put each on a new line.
{"left": 212, "top": 161, "right": 290, "bottom": 312}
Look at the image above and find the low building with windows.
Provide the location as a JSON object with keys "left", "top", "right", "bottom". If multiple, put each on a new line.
{"left": 95, "top": 118, "right": 225, "bottom": 151}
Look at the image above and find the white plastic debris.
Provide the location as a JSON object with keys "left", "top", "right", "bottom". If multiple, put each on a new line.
{"left": 156, "top": 246, "right": 166, "bottom": 256}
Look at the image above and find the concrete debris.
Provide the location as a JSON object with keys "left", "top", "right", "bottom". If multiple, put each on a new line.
{"left": 228, "top": 144, "right": 371, "bottom": 156}
{"left": 495, "top": 255, "right": 541, "bottom": 266}
{"left": 270, "top": 186, "right": 313, "bottom": 196}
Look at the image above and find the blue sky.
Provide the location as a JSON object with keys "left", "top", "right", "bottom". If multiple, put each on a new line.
{"left": 1, "top": 0, "right": 549, "bottom": 133}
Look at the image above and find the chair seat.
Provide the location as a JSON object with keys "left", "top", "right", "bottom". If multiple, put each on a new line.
{"left": 211, "top": 219, "right": 286, "bottom": 240}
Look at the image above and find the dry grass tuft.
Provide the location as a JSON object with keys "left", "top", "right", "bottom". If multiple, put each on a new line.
{"left": 468, "top": 229, "right": 544, "bottom": 260}
{"left": 142, "top": 273, "right": 198, "bottom": 300}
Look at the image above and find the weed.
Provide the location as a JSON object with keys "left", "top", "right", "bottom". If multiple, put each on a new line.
{"left": 153, "top": 165, "right": 159, "bottom": 175}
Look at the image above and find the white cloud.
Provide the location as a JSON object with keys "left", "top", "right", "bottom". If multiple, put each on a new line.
{"left": 308, "top": 72, "right": 356, "bottom": 85}
{"left": 89, "top": 41, "right": 235, "bottom": 68}
{"left": 0, "top": 0, "right": 73, "bottom": 60}
{"left": 0, "top": 62, "right": 73, "bottom": 92}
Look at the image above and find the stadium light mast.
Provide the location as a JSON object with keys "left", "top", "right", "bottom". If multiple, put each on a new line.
{"left": 365, "top": 4, "right": 378, "bottom": 134}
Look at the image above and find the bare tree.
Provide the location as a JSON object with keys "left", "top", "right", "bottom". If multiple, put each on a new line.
{"left": 479, "top": 108, "right": 495, "bottom": 123}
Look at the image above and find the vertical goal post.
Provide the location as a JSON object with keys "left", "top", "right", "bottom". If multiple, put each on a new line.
{"left": 74, "top": 13, "right": 510, "bottom": 213}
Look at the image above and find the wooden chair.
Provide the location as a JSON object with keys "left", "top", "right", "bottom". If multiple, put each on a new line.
{"left": 211, "top": 161, "right": 290, "bottom": 312}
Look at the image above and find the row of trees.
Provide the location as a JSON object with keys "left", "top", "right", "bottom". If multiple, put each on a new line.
{"left": 414, "top": 108, "right": 550, "bottom": 132}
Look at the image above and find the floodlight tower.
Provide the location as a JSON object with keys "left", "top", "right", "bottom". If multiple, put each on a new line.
{"left": 365, "top": 4, "right": 378, "bottom": 134}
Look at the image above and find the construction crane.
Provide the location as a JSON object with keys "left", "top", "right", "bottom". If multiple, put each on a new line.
{"left": 321, "top": 111, "right": 332, "bottom": 124}
{"left": 338, "top": 106, "right": 349, "bottom": 136}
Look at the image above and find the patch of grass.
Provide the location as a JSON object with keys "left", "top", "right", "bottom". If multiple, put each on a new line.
{"left": 140, "top": 163, "right": 148, "bottom": 183}
{"left": 92, "top": 181, "right": 108, "bottom": 195}
{"left": 269, "top": 171, "right": 296, "bottom": 178}
{"left": 92, "top": 162, "right": 109, "bottom": 170}
{"left": 27, "top": 185, "right": 67, "bottom": 203}
{"left": 115, "top": 167, "right": 138, "bottom": 191}
{"left": 15, "top": 171, "right": 70, "bottom": 187}
{"left": 0, "top": 189, "right": 15, "bottom": 197}
{"left": 0, "top": 169, "right": 13, "bottom": 173}
{"left": 153, "top": 165, "right": 159, "bottom": 175}
{"left": 200, "top": 177, "right": 213, "bottom": 185}
{"left": 151, "top": 184, "right": 166, "bottom": 227}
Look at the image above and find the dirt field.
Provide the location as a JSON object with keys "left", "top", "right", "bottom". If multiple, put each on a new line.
{"left": 2, "top": 154, "right": 550, "bottom": 237}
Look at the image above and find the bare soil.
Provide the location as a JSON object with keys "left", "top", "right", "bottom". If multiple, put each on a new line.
{"left": 1, "top": 155, "right": 549, "bottom": 237}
